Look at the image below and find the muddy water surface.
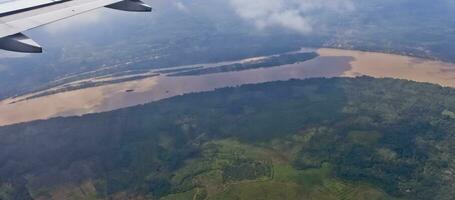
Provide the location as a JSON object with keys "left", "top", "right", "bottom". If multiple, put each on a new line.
{"left": 1, "top": 48, "right": 455, "bottom": 126}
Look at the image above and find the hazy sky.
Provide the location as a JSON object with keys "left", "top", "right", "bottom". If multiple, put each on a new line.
{"left": 228, "top": 0, "right": 355, "bottom": 33}
{"left": 0, "top": 0, "right": 356, "bottom": 34}
{"left": 1, "top": 0, "right": 454, "bottom": 59}
{"left": 0, "top": 0, "right": 356, "bottom": 58}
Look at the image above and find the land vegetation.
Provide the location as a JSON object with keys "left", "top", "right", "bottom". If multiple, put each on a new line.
{"left": 170, "top": 52, "right": 319, "bottom": 76}
{"left": 0, "top": 77, "right": 454, "bottom": 199}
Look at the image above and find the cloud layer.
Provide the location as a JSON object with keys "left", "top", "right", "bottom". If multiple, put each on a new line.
{"left": 229, "top": 0, "right": 355, "bottom": 33}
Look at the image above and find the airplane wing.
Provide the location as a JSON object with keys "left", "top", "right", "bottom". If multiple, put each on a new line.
{"left": 0, "top": 0, "right": 151, "bottom": 53}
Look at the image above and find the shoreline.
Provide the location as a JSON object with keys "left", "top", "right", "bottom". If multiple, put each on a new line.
{"left": 1, "top": 48, "right": 455, "bottom": 126}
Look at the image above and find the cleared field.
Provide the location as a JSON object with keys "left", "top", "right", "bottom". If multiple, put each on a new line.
{"left": 160, "top": 140, "right": 394, "bottom": 200}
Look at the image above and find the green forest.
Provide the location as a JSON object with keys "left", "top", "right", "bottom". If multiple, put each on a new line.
{"left": 170, "top": 52, "right": 319, "bottom": 76}
{"left": 0, "top": 77, "right": 454, "bottom": 200}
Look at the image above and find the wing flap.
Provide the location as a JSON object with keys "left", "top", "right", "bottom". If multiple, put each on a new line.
{"left": 0, "top": 0, "right": 152, "bottom": 53}
{"left": 0, "top": 0, "right": 122, "bottom": 38}
{"left": 0, "top": 0, "right": 152, "bottom": 38}
{"left": 0, "top": 33, "right": 42, "bottom": 53}
{"left": 106, "top": 0, "right": 152, "bottom": 12}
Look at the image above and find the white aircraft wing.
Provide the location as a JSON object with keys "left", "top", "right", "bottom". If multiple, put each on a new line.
{"left": 0, "top": 0, "right": 151, "bottom": 53}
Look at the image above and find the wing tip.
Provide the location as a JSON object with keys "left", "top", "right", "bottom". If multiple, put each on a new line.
{"left": 0, "top": 33, "right": 43, "bottom": 53}
{"left": 106, "top": 0, "right": 152, "bottom": 12}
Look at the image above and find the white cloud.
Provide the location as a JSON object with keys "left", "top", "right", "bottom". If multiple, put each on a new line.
{"left": 229, "top": 0, "right": 355, "bottom": 33}
{"left": 174, "top": 2, "right": 189, "bottom": 12}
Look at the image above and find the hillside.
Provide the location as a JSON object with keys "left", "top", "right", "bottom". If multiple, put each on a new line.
{"left": 0, "top": 77, "right": 454, "bottom": 200}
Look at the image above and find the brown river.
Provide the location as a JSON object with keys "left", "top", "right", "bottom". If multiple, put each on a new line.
{"left": 1, "top": 48, "right": 455, "bottom": 126}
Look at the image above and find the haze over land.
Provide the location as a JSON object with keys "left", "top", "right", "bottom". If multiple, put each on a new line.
{"left": 1, "top": 0, "right": 455, "bottom": 200}
{"left": 1, "top": 0, "right": 455, "bottom": 100}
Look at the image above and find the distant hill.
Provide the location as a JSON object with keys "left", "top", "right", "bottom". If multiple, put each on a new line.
{"left": 0, "top": 77, "right": 454, "bottom": 200}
